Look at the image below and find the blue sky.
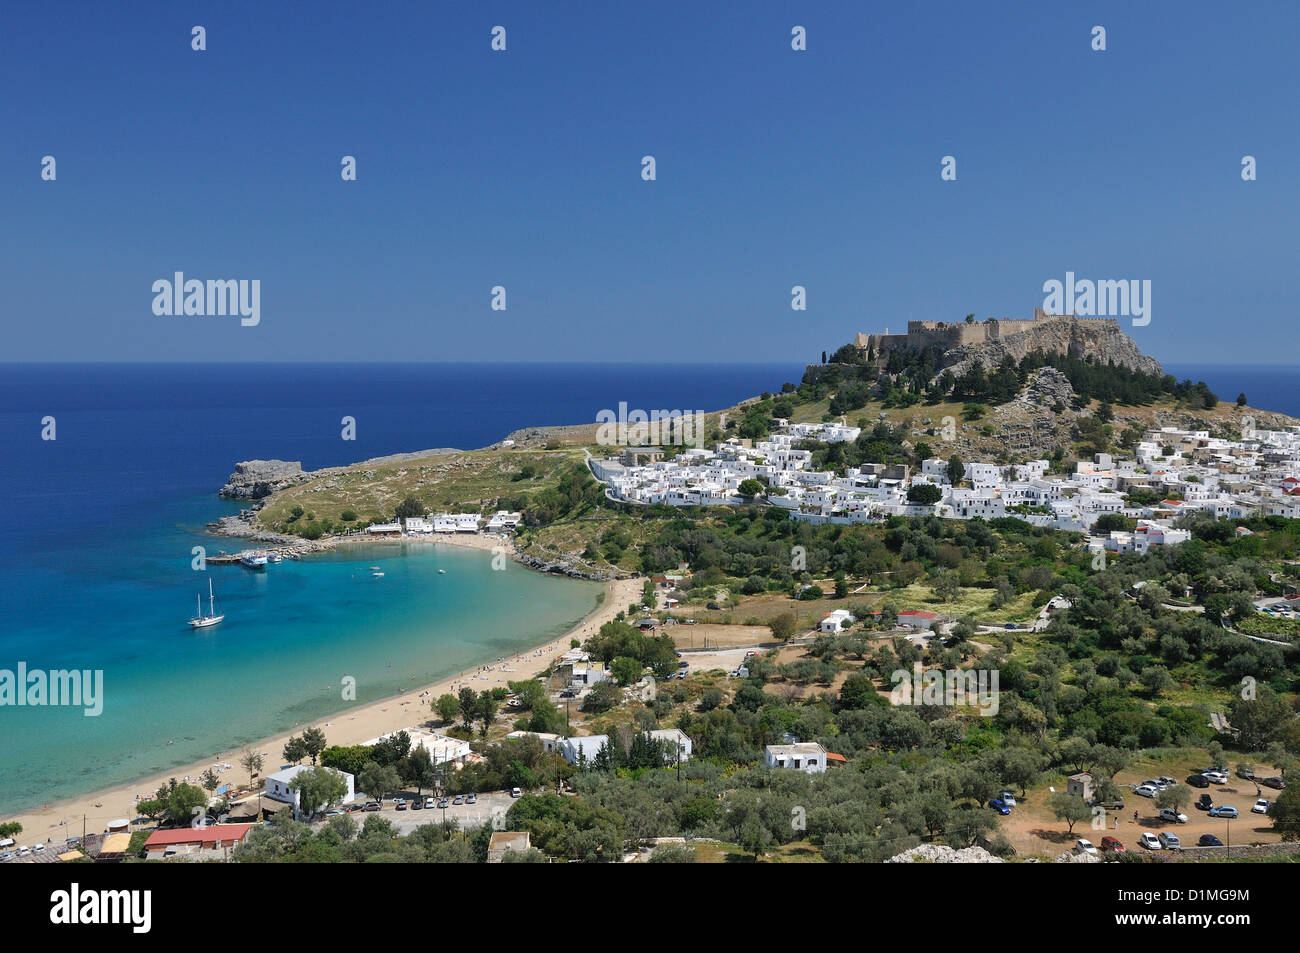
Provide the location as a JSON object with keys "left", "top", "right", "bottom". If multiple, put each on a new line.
{"left": 4, "top": 1, "right": 1296, "bottom": 363}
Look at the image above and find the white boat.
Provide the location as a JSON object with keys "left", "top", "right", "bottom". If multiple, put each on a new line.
{"left": 372, "top": 571, "right": 385, "bottom": 577}
{"left": 438, "top": 569, "right": 446, "bottom": 574}
{"left": 190, "top": 578, "right": 225, "bottom": 628}
{"left": 240, "top": 551, "right": 268, "bottom": 570}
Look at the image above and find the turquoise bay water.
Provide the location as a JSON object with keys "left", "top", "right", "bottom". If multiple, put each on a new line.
{"left": 0, "top": 519, "right": 599, "bottom": 815}
{"left": 0, "top": 362, "right": 803, "bottom": 817}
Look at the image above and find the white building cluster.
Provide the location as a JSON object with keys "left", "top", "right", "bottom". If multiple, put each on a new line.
{"left": 591, "top": 421, "right": 1300, "bottom": 543}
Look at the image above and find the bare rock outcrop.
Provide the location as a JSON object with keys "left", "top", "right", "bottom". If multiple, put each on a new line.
{"left": 887, "top": 844, "right": 1005, "bottom": 863}
{"left": 219, "top": 460, "right": 310, "bottom": 500}
{"left": 941, "top": 315, "right": 1162, "bottom": 381}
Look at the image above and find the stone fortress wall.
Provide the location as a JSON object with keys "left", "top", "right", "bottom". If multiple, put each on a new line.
{"left": 854, "top": 309, "right": 1119, "bottom": 360}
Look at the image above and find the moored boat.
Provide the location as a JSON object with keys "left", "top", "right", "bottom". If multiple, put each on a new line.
{"left": 190, "top": 578, "right": 225, "bottom": 628}
{"left": 240, "top": 551, "right": 268, "bottom": 570}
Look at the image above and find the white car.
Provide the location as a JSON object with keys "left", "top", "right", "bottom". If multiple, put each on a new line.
{"left": 424, "top": 797, "right": 437, "bottom": 809}
{"left": 1252, "top": 798, "right": 1270, "bottom": 814}
{"left": 1204, "top": 772, "right": 1228, "bottom": 784}
{"left": 1138, "top": 832, "right": 1162, "bottom": 850}
{"left": 32, "top": 843, "right": 44, "bottom": 852}
{"left": 1158, "top": 808, "right": 1188, "bottom": 824}
{"left": 1075, "top": 838, "right": 1099, "bottom": 855}
{"left": 510, "top": 787, "right": 522, "bottom": 798}
{"left": 999, "top": 792, "right": 1018, "bottom": 808}
{"left": 16, "top": 846, "right": 31, "bottom": 857}
{"left": 1133, "top": 784, "right": 1158, "bottom": 798}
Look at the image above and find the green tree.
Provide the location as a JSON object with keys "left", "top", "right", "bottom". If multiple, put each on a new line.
{"left": 290, "top": 766, "right": 349, "bottom": 819}
{"left": 458, "top": 687, "right": 479, "bottom": 728}
{"left": 611, "top": 656, "right": 644, "bottom": 686}
{"left": 394, "top": 496, "right": 424, "bottom": 520}
{"left": 946, "top": 454, "right": 965, "bottom": 485}
{"left": 1269, "top": 786, "right": 1300, "bottom": 840}
{"left": 435, "top": 693, "right": 461, "bottom": 725}
{"left": 357, "top": 761, "right": 403, "bottom": 803}
{"left": 907, "top": 483, "right": 942, "bottom": 505}
{"left": 401, "top": 745, "right": 437, "bottom": 795}
{"left": 478, "top": 693, "right": 499, "bottom": 736}
{"left": 239, "top": 746, "right": 265, "bottom": 786}
{"left": 737, "top": 478, "right": 765, "bottom": 499}
{"left": 770, "top": 612, "right": 798, "bottom": 641}
{"left": 283, "top": 735, "right": 308, "bottom": 765}
{"left": 1047, "top": 792, "right": 1093, "bottom": 834}
{"left": 301, "top": 727, "right": 328, "bottom": 765}
{"left": 167, "top": 783, "right": 210, "bottom": 826}
{"left": 581, "top": 681, "right": 623, "bottom": 714}
{"left": 1155, "top": 785, "right": 1190, "bottom": 811}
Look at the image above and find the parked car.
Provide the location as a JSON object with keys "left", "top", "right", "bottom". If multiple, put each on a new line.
{"left": 453, "top": 794, "right": 465, "bottom": 805}
{"left": 989, "top": 799, "right": 1010, "bottom": 815}
{"left": 1074, "top": 838, "right": 1099, "bottom": 856}
{"left": 1195, "top": 794, "right": 1213, "bottom": 811}
{"left": 510, "top": 787, "right": 522, "bottom": 798}
{"left": 1252, "top": 798, "right": 1270, "bottom": 814}
{"left": 1158, "top": 832, "right": 1181, "bottom": 850}
{"left": 437, "top": 798, "right": 449, "bottom": 809}
{"left": 1186, "top": 774, "right": 1210, "bottom": 788}
{"left": 1141, "top": 779, "right": 1164, "bottom": 790}
{"left": 1236, "top": 766, "right": 1255, "bottom": 781}
{"left": 1158, "top": 776, "right": 1177, "bottom": 787}
{"left": 410, "top": 799, "right": 423, "bottom": 810}
{"left": 466, "top": 792, "right": 477, "bottom": 804}
{"left": 32, "top": 843, "right": 44, "bottom": 853}
{"left": 1138, "top": 832, "right": 1162, "bottom": 850}
{"left": 0, "top": 851, "right": 11, "bottom": 861}
{"left": 706, "top": 602, "right": 722, "bottom": 610}
{"left": 677, "top": 660, "right": 689, "bottom": 668}
{"left": 363, "top": 801, "right": 381, "bottom": 812}
{"left": 1208, "top": 805, "right": 1238, "bottom": 818}
{"left": 1204, "top": 771, "right": 1228, "bottom": 785}
{"left": 424, "top": 797, "right": 437, "bottom": 809}
{"left": 559, "top": 689, "right": 575, "bottom": 699}
{"left": 1262, "top": 777, "right": 1287, "bottom": 790}
{"left": 1133, "top": 784, "right": 1158, "bottom": 798}
{"left": 1100, "top": 836, "right": 1125, "bottom": 854}
{"left": 16, "top": 846, "right": 32, "bottom": 857}
{"left": 1198, "top": 834, "right": 1223, "bottom": 847}
{"left": 396, "top": 799, "right": 408, "bottom": 811}
{"left": 1159, "top": 808, "right": 1188, "bottom": 824}
{"left": 324, "top": 809, "right": 344, "bottom": 818}
{"left": 999, "top": 791, "right": 1017, "bottom": 807}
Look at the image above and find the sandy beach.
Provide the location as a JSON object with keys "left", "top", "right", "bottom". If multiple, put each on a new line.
{"left": 0, "top": 534, "right": 641, "bottom": 844}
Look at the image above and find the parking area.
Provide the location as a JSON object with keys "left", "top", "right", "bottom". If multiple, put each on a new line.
{"left": 319, "top": 790, "right": 519, "bottom": 836}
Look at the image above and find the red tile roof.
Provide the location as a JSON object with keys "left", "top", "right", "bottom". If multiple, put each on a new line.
{"left": 144, "top": 824, "right": 252, "bottom": 848}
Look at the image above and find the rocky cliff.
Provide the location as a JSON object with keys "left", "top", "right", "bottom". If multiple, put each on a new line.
{"left": 219, "top": 460, "right": 311, "bottom": 499}
{"left": 940, "top": 315, "right": 1162, "bottom": 380}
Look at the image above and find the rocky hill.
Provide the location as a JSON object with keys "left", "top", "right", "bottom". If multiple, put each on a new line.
{"left": 940, "top": 315, "right": 1162, "bottom": 380}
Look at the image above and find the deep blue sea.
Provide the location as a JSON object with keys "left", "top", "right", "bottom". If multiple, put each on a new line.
{"left": 1163, "top": 365, "right": 1300, "bottom": 418}
{"left": 0, "top": 362, "right": 802, "bottom": 815}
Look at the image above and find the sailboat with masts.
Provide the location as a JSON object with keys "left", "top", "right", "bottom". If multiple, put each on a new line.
{"left": 190, "top": 577, "right": 225, "bottom": 628}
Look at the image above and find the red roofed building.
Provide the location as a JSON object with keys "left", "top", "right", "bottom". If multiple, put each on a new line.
{"left": 143, "top": 823, "right": 252, "bottom": 860}
{"left": 826, "top": 752, "right": 848, "bottom": 767}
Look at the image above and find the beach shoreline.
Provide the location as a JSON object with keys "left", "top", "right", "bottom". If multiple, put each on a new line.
{"left": 0, "top": 572, "right": 642, "bottom": 842}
